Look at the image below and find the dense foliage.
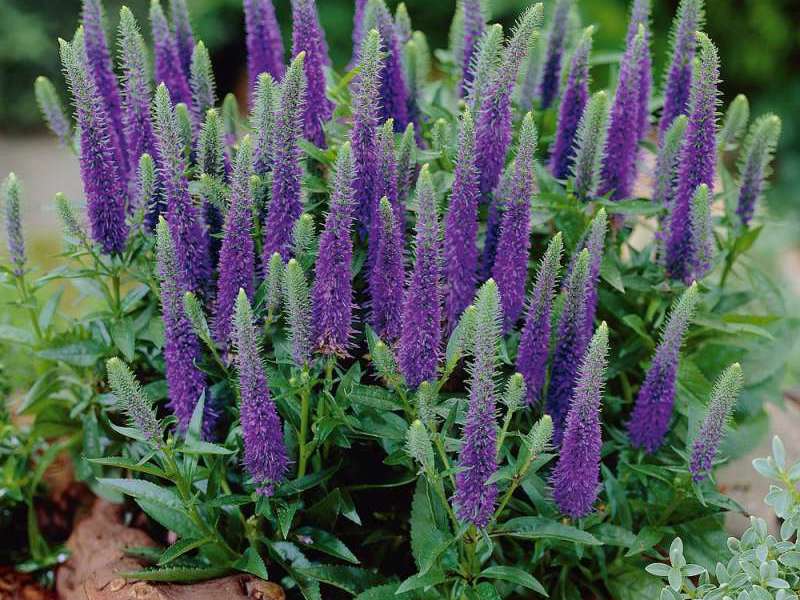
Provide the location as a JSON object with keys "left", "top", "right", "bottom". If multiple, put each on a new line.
{"left": 1, "top": 0, "right": 795, "bottom": 598}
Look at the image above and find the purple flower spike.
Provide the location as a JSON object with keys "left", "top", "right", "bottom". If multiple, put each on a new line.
{"left": 690, "top": 363, "right": 743, "bottom": 482}
{"left": 537, "top": 0, "right": 571, "bottom": 110}
{"left": 665, "top": 33, "right": 719, "bottom": 283}
{"left": 263, "top": 53, "right": 307, "bottom": 261}
{"left": 545, "top": 248, "right": 590, "bottom": 445}
{"left": 312, "top": 143, "right": 356, "bottom": 356}
{"left": 2, "top": 174, "right": 25, "bottom": 277}
{"left": 398, "top": 166, "right": 443, "bottom": 389}
{"left": 444, "top": 108, "right": 480, "bottom": 330}
{"left": 454, "top": 279, "right": 502, "bottom": 528}
{"left": 374, "top": 119, "right": 400, "bottom": 227}
{"left": 658, "top": 0, "right": 704, "bottom": 140}
{"left": 82, "top": 0, "right": 130, "bottom": 181}
{"left": 736, "top": 114, "right": 782, "bottom": 226}
{"left": 628, "top": 283, "right": 699, "bottom": 452}
{"left": 169, "top": 0, "right": 195, "bottom": 78}
{"left": 349, "top": 29, "right": 383, "bottom": 231}
{"left": 581, "top": 209, "right": 608, "bottom": 342}
{"left": 351, "top": 0, "right": 369, "bottom": 67}
{"left": 369, "top": 197, "right": 405, "bottom": 342}
{"left": 552, "top": 321, "right": 609, "bottom": 519}
{"left": 151, "top": 0, "right": 193, "bottom": 110}
{"left": 153, "top": 84, "right": 211, "bottom": 293}
{"left": 626, "top": 0, "right": 652, "bottom": 141}
{"left": 517, "top": 233, "right": 563, "bottom": 405}
{"left": 35, "top": 77, "right": 72, "bottom": 147}
{"left": 244, "top": 0, "right": 285, "bottom": 101}
{"left": 597, "top": 24, "right": 646, "bottom": 201}
{"left": 155, "top": 218, "right": 207, "bottom": 433}
{"left": 233, "top": 289, "right": 289, "bottom": 496}
{"left": 549, "top": 26, "right": 593, "bottom": 180}
{"left": 459, "top": 0, "right": 486, "bottom": 97}
{"left": 475, "top": 4, "right": 543, "bottom": 198}
{"left": 492, "top": 113, "right": 538, "bottom": 332}
{"left": 292, "top": 0, "right": 333, "bottom": 148}
{"left": 118, "top": 8, "right": 158, "bottom": 191}
{"left": 60, "top": 33, "right": 129, "bottom": 255}
{"left": 213, "top": 136, "right": 255, "bottom": 347}
{"left": 372, "top": 1, "right": 410, "bottom": 132}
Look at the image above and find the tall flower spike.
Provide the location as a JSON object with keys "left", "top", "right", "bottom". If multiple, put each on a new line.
{"left": 370, "top": 0, "right": 410, "bottom": 131}
{"left": 152, "top": 83, "right": 211, "bottom": 293}
{"left": 653, "top": 115, "right": 688, "bottom": 211}
{"left": 537, "top": 0, "right": 571, "bottom": 110}
{"left": 546, "top": 248, "right": 590, "bottom": 444}
{"left": 60, "top": 33, "right": 129, "bottom": 255}
{"left": 82, "top": 0, "right": 130, "bottom": 181}
{"left": 628, "top": 283, "right": 700, "bottom": 452}
{"left": 198, "top": 109, "right": 227, "bottom": 179}
{"left": 459, "top": 0, "right": 486, "bottom": 97}
{"left": 466, "top": 23, "right": 503, "bottom": 113}
{"left": 35, "top": 77, "right": 72, "bottom": 147}
{"left": 399, "top": 167, "right": 442, "bottom": 388}
{"left": 312, "top": 143, "right": 356, "bottom": 356}
{"left": 251, "top": 73, "right": 277, "bottom": 178}
{"left": 244, "top": 0, "right": 285, "bottom": 101}
{"left": 597, "top": 24, "right": 646, "bottom": 201}
{"left": 151, "top": 0, "right": 193, "bottom": 110}
{"left": 349, "top": 29, "right": 383, "bottom": 230}
{"left": 190, "top": 42, "right": 217, "bottom": 121}
{"left": 718, "top": 94, "right": 750, "bottom": 150}
{"left": 454, "top": 279, "right": 502, "bottom": 528}
{"left": 118, "top": 8, "right": 159, "bottom": 193}
{"left": 626, "top": 0, "right": 652, "bottom": 141}
{"left": 552, "top": 321, "right": 609, "bottom": 519}
{"left": 549, "top": 26, "right": 593, "bottom": 180}
{"left": 571, "top": 90, "right": 609, "bottom": 201}
{"left": 56, "top": 193, "right": 88, "bottom": 247}
{"left": 135, "top": 153, "right": 158, "bottom": 224}
{"left": 106, "top": 358, "right": 162, "bottom": 444}
{"left": 396, "top": 122, "right": 417, "bottom": 204}
{"left": 284, "top": 258, "right": 312, "bottom": 367}
{"left": 517, "top": 233, "right": 563, "bottom": 405}
{"left": 582, "top": 209, "right": 608, "bottom": 342}
{"left": 492, "top": 113, "right": 538, "bottom": 331}
{"left": 213, "top": 136, "right": 255, "bottom": 346}
{"left": 658, "top": 0, "right": 704, "bottom": 140}
{"left": 394, "top": 3, "right": 412, "bottom": 44}
{"left": 689, "top": 184, "right": 713, "bottom": 280}
{"left": 155, "top": 218, "right": 208, "bottom": 432}
{"left": 2, "top": 174, "right": 25, "bottom": 277}
{"left": 369, "top": 197, "right": 405, "bottom": 342}
{"left": 263, "top": 53, "right": 307, "bottom": 261}
{"left": 444, "top": 108, "right": 480, "bottom": 330}
{"left": 233, "top": 289, "right": 289, "bottom": 496}
{"left": 475, "top": 4, "right": 543, "bottom": 198}
{"left": 169, "top": 0, "right": 195, "bottom": 78}
{"left": 374, "top": 119, "right": 400, "bottom": 226}
{"left": 665, "top": 33, "right": 719, "bottom": 283}
{"left": 265, "top": 252, "right": 284, "bottom": 318}
{"left": 689, "top": 363, "right": 743, "bottom": 482}
{"left": 736, "top": 114, "right": 781, "bottom": 226}
{"left": 292, "top": 0, "right": 333, "bottom": 148}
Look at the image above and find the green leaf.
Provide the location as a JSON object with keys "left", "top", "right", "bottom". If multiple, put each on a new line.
{"left": 295, "top": 526, "right": 359, "bottom": 564}
{"left": 88, "top": 456, "right": 167, "bottom": 479}
{"left": 348, "top": 383, "right": 403, "bottom": 411}
{"left": 136, "top": 498, "right": 197, "bottom": 539}
{"left": 625, "top": 527, "right": 666, "bottom": 557}
{"left": 298, "top": 565, "right": 384, "bottom": 595}
{"left": 121, "top": 565, "right": 230, "bottom": 582}
{"left": 111, "top": 318, "right": 136, "bottom": 361}
{"left": 355, "top": 583, "right": 422, "bottom": 599}
{"left": 180, "top": 440, "right": 234, "bottom": 456}
{"left": 98, "top": 478, "right": 181, "bottom": 507}
{"left": 496, "top": 517, "right": 602, "bottom": 546}
{"left": 479, "top": 566, "right": 547, "bottom": 596}
{"left": 410, "top": 479, "right": 451, "bottom": 573}
{"left": 0, "top": 324, "right": 34, "bottom": 345}
{"left": 158, "top": 537, "right": 210, "bottom": 565}
{"left": 233, "top": 547, "right": 269, "bottom": 580}
{"left": 37, "top": 340, "right": 104, "bottom": 367}
{"left": 38, "top": 286, "right": 63, "bottom": 331}
{"left": 396, "top": 570, "right": 449, "bottom": 594}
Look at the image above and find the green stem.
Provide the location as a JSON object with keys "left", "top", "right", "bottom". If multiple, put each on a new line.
{"left": 297, "top": 381, "right": 312, "bottom": 478}
{"left": 16, "top": 275, "right": 43, "bottom": 342}
{"left": 111, "top": 272, "right": 121, "bottom": 315}
{"left": 495, "top": 408, "right": 516, "bottom": 462}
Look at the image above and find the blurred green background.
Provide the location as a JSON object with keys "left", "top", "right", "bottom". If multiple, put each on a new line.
{"left": 0, "top": 0, "right": 798, "bottom": 374}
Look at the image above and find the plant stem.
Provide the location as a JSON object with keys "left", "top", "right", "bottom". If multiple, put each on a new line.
{"left": 297, "top": 380, "right": 312, "bottom": 478}
{"left": 495, "top": 407, "right": 516, "bottom": 462}
{"left": 15, "top": 275, "right": 43, "bottom": 343}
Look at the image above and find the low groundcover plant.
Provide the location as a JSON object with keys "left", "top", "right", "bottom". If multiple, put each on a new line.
{"left": 0, "top": 0, "right": 794, "bottom": 598}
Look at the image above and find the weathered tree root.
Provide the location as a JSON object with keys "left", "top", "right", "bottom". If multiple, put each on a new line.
{"left": 56, "top": 500, "right": 284, "bottom": 600}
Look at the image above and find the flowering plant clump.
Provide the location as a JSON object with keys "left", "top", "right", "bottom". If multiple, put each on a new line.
{"left": 0, "top": 0, "right": 793, "bottom": 597}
